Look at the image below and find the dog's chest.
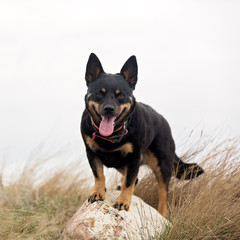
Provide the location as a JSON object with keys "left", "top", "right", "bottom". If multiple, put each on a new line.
{"left": 95, "top": 142, "right": 134, "bottom": 168}
{"left": 84, "top": 135, "right": 134, "bottom": 168}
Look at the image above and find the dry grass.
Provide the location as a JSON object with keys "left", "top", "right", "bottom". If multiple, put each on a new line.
{"left": 135, "top": 137, "right": 240, "bottom": 239}
{"left": 0, "top": 162, "right": 90, "bottom": 240}
{"left": 0, "top": 136, "right": 240, "bottom": 239}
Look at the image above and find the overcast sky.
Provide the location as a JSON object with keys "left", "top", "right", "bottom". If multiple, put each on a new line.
{"left": 0, "top": 0, "right": 240, "bottom": 167}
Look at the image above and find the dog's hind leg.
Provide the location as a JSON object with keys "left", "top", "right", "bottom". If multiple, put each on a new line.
{"left": 117, "top": 167, "right": 138, "bottom": 190}
{"left": 116, "top": 167, "right": 127, "bottom": 190}
{"left": 145, "top": 149, "right": 170, "bottom": 218}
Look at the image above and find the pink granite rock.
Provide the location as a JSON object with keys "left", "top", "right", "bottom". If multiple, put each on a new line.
{"left": 62, "top": 190, "right": 171, "bottom": 240}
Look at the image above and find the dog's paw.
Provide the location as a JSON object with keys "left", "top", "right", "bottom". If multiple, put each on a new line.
{"left": 113, "top": 200, "right": 130, "bottom": 211}
{"left": 88, "top": 192, "right": 105, "bottom": 203}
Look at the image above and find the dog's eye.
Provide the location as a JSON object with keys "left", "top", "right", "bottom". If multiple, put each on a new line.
{"left": 116, "top": 93, "right": 124, "bottom": 99}
{"left": 95, "top": 91, "right": 104, "bottom": 98}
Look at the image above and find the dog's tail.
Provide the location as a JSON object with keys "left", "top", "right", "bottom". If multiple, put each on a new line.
{"left": 174, "top": 154, "right": 204, "bottom": 180}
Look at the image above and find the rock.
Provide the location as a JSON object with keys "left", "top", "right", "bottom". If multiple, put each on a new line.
{"left": 62, "top": 190, "right": 171, "bottom": 240}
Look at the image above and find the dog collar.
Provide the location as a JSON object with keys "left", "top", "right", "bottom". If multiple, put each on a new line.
{"left": 90, "top": 117, "right": 128, "bottom": 143}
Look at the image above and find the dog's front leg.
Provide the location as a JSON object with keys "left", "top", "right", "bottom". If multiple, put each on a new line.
{"left": 114, "top": 160, "right": 140, "bottom": 211}
{"left": 86, "top": 149, "right": 106, "bottom": 203}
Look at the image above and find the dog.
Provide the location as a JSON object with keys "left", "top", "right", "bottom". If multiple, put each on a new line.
{"left": 81, "top": 53, "right": 204, "bottom": 218}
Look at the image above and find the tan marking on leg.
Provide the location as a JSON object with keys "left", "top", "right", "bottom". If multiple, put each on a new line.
{"left": 114, "top": 168, "right": 136, "bottom": 211}
{"left": 117, "top": 167, "right": 127, "bottom": 175}
{"left": 88, "top": 158, "right": 106, "bottom": 202}
{"left": 145, "top": 149, "right": 168, "bottom": 218}
{"left": 157, "top": 177, "right": 168, "bottom": 218}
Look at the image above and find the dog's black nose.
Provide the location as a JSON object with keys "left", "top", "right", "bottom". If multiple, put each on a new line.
{"left": 104, "top": 104, "right": 115, "bottom": 113}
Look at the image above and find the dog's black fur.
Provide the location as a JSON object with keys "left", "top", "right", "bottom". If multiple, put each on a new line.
{"left": 81, "top": 53, "right": 204, "bottom": 218}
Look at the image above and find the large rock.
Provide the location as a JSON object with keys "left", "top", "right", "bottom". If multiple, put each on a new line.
{"left": 62, "top": 190, "right": 171, "bottom": 240}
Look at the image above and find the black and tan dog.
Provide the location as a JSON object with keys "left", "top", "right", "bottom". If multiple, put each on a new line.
{"left": 81, "top": 53, "right": 204, "bottom": 218}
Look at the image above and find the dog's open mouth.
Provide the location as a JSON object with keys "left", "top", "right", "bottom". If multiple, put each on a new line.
{"left": 99, "top": 116, "right": 116, "bottom": 137}
{"left": 92, "top": 105, "right": 126, "bottom": 137}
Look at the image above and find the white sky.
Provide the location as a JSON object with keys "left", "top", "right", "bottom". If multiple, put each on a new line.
{"left": 0, "top": 0, "right": 240, "bottom": 165}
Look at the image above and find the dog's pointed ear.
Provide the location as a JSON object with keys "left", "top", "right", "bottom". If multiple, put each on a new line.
{"left": 85, "top": 53, "right": 104, "bottom": 85}
{"left": 120, "top": 55, "right": 138, "bottom": 90}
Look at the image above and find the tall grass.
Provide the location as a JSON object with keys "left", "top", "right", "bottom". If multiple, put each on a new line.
{"left": 135, "top": 137, "right": 240, "bottom": 239}
{"left": 0, "top": 161, "right": 89, "bottom": 240}
{"left": 0, "top": 136, "right": 239, "bottom": 239}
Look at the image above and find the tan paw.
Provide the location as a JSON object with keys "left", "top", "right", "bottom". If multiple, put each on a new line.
{"left": 88, "top": 192, "right": 105, "bottom": 203}
{"left": 113, "top": 200, "right": 130, "bottom": 211}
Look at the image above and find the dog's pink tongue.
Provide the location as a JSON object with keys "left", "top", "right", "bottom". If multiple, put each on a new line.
{"left": 99, "top": 116, "right": 115, "bottom": 136}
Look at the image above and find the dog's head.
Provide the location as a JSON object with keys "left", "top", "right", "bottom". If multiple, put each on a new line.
{"left": 85, "top": 53, "right": 137, "bottom": 137}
